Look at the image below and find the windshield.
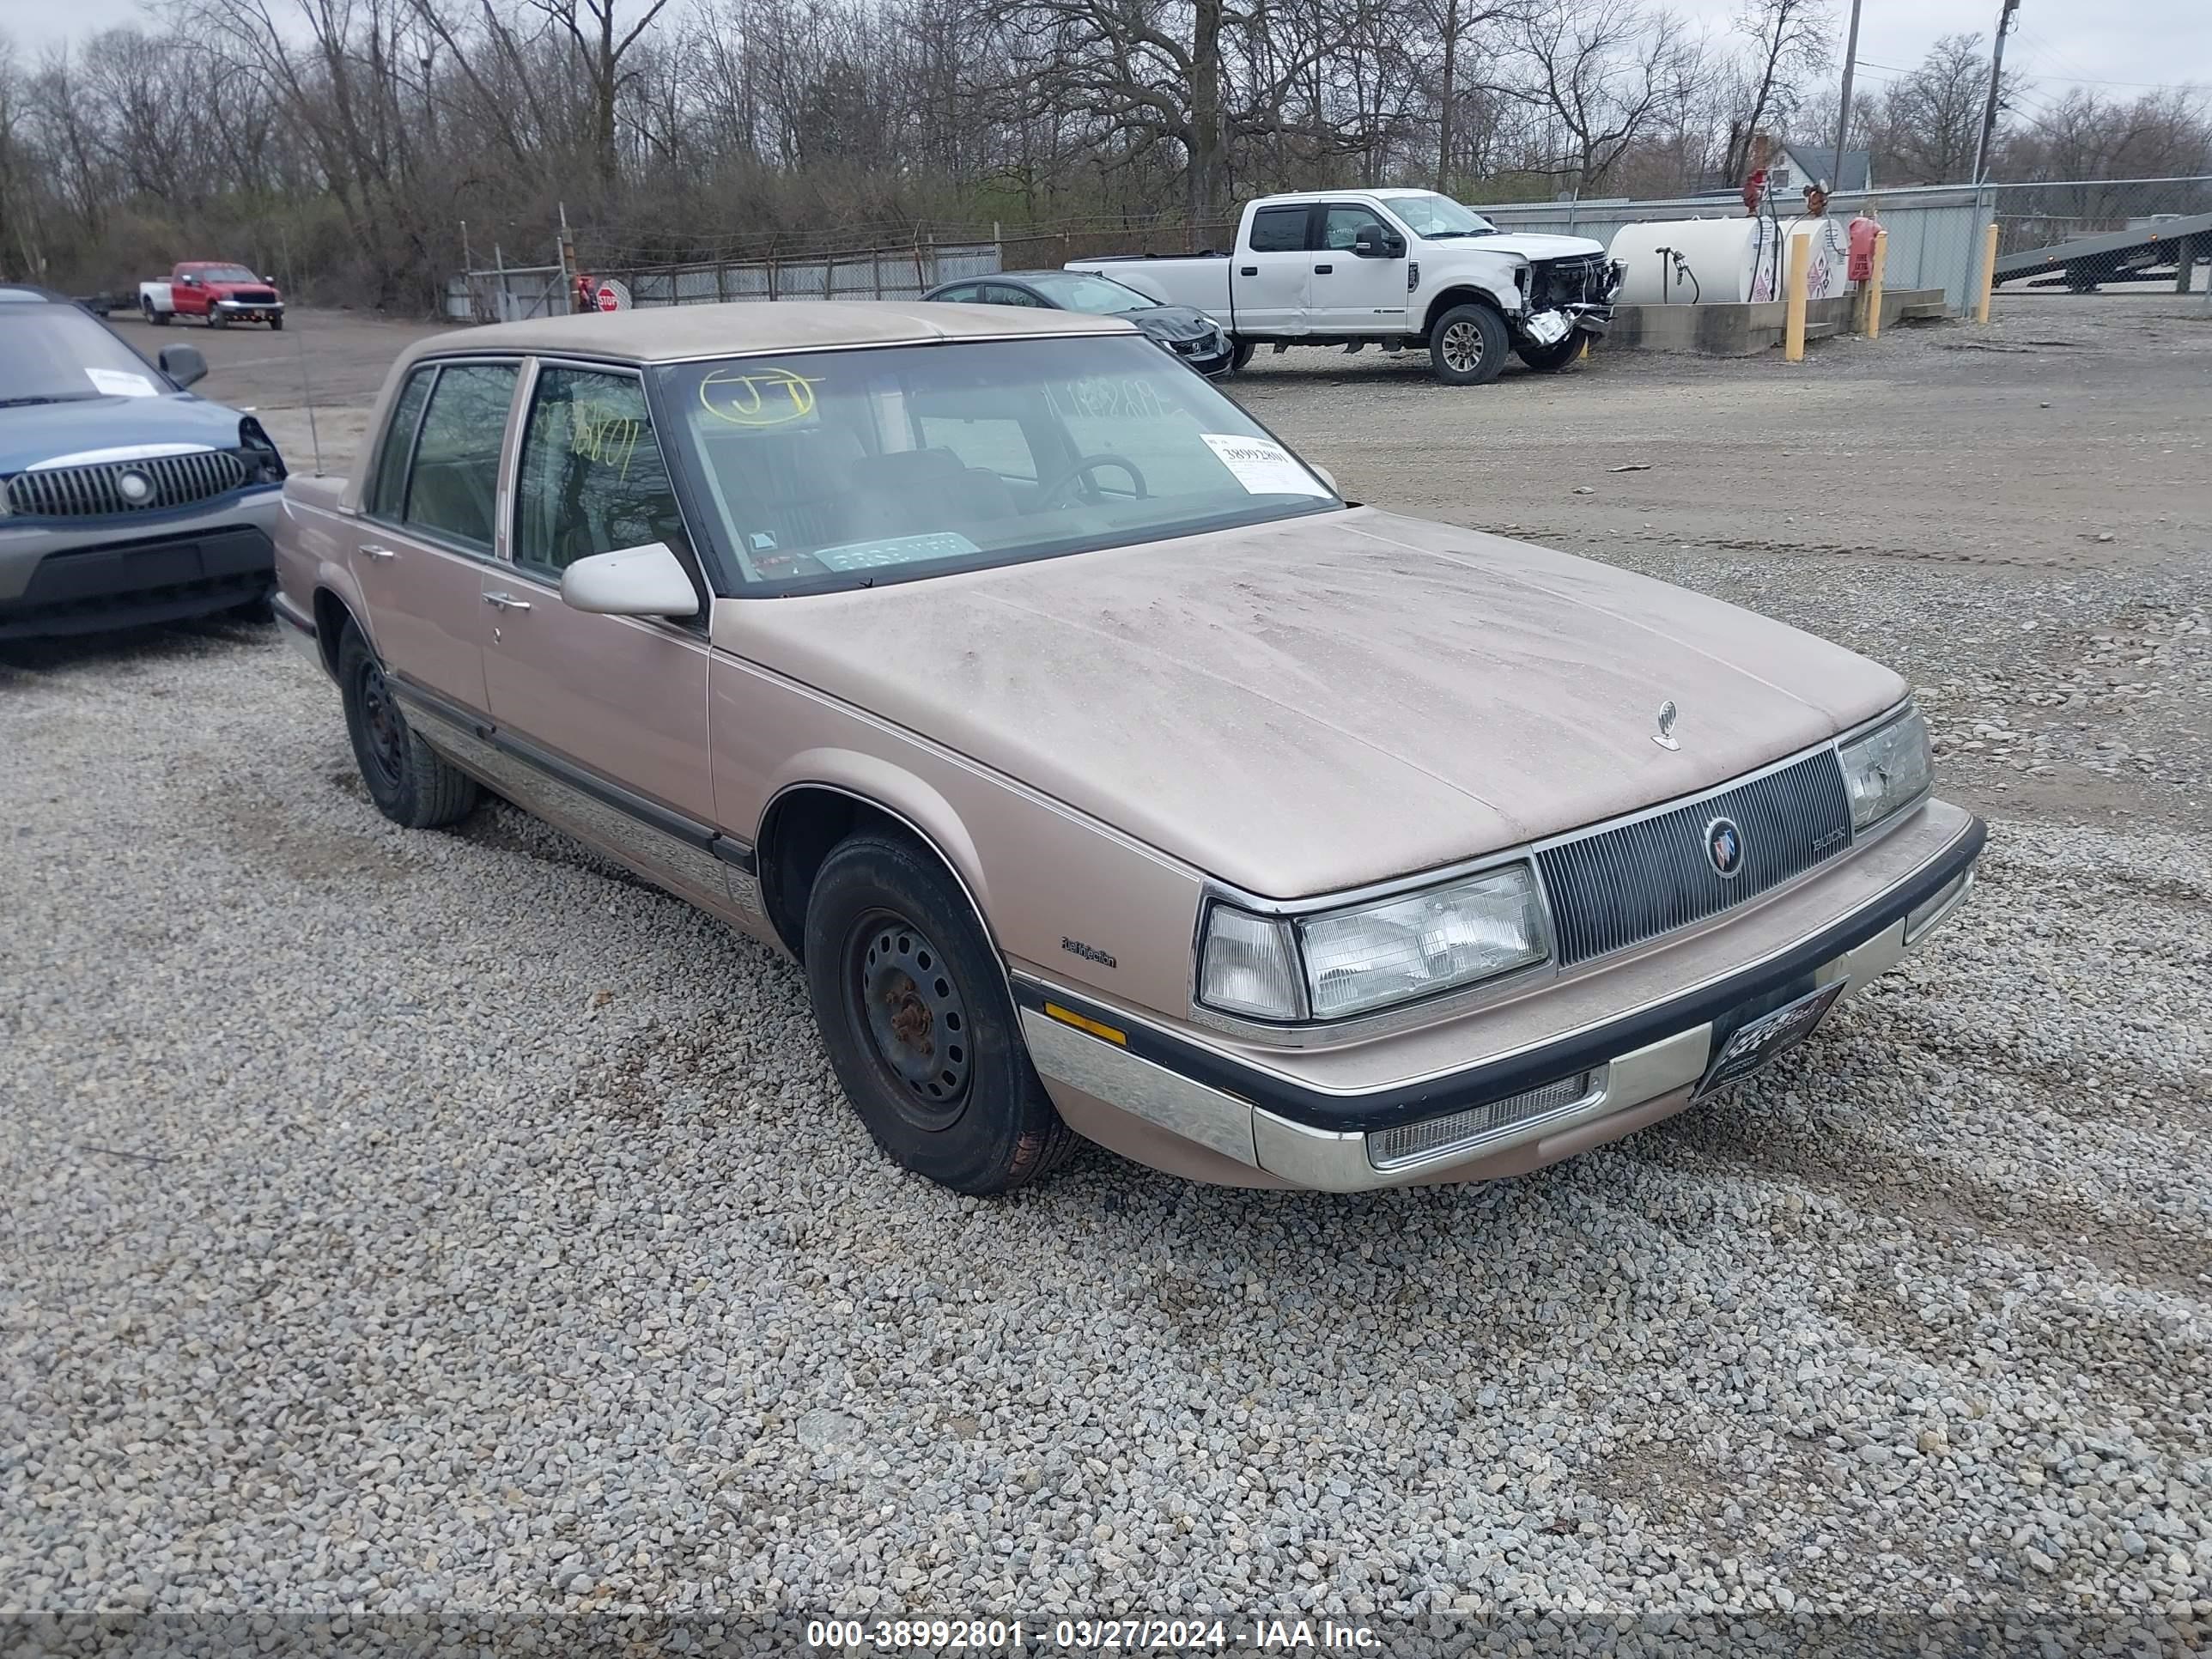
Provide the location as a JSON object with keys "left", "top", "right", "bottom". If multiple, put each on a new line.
{"left": 656, "top": 334, "right": 1337, "bottom": 594}
{"left": 1018, "top": 271, "right": 1156, "bottom": 314}
{"left": 1389, "top": 193, "right": 1498, "bottom": 239}
{"left": 0, "top": 304, "right": 169, "bottom": 405}
{"left": 194, "top": 265, "right": 260, "bottom": 283}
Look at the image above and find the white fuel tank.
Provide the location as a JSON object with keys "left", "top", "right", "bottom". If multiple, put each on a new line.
{"left": 1610, "top": 216, "right": 1849, "bottom": 305}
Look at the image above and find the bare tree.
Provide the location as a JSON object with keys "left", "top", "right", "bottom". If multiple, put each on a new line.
{"left": 1720, "top": 0, "right": 1827, "bottom": 182}
{"left": 1508, "top": 0, "right": 1702, "bottom": 192}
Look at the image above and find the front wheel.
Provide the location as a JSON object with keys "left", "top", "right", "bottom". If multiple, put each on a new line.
{"left": 207, "top": 309, "right": 227, "bottom": 329}
{"left": 803, "top": 832, "right": 1079, "bottom": 1194}
{"left": 1429, "top": 303, "right": 1510, "bottom": 386}
{"left": 269, "top": 315, "right": 284, "bottom": 331}
{"left": 1516, "top": 332, "right": 1587, "bottom": 373}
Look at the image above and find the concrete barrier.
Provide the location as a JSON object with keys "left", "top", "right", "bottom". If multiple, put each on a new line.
{"left": 1606, "top": 287, "right": 1948, "bottom": 356}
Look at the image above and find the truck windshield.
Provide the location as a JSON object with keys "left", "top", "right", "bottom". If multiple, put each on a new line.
{"left": 0, "top": 303, "right": 168, "bottom": 405}
{"left": 194, "top": 265, "right": 259, "bottom": 283}
{"left": 657, "top": 334, "right": 1339, "bottom": 594}
{"left": 1389, "top": 194, "right": 1498, "bottom": 240}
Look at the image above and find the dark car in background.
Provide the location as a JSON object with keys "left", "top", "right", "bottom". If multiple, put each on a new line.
{"left": 922, "top": 270, "right": 1235, "bottom": 377}
{"left": 0, "top": 286, "right": 287, "bottom": 640}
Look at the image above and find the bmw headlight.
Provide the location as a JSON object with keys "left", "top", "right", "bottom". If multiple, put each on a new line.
{"left": 1199, "top": 864, "right": 1550, "bottom": 1024}
{"left": 1838, "top": 705, "right": 1932, "bottom": 831}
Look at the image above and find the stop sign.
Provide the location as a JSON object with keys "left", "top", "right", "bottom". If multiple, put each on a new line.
{"left": 596, "top": 284, "right": 618, "bottom": 312}
{"left": 590, "top": 277, "right": 632, "bottom": 313}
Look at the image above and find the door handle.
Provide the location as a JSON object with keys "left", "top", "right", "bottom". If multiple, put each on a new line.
{"left": 359, "top": 544, "right": 395, "bottom": 561}
{"left": 1314, "top": 264, "right": 1334, "bottom": 275}
{"left": 483, "top": 591, "right": 532, "bottom": 612}
{"left": 1239, "top": 266, "right": 1257, "bottom": 276}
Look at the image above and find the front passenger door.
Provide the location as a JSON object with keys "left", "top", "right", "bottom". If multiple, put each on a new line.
{"left": 1311, "top": 203, "right": 1409, "bottom": 333}
{"left": 479, "top": 362, "right": 727, "bottom": 912}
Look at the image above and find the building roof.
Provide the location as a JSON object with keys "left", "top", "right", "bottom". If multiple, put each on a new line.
{"left": 1782, "top": 144, "right": 1874, "bottom": 193}
{"left": 405, "top": 300, "right": 1131, "bottom": 368}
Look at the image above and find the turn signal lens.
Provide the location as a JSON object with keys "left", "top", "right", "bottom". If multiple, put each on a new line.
{"left": 1197, "top": 905, "right": 1304, "bottom": 1021}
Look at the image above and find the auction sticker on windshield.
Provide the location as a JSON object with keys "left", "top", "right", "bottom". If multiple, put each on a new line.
{"left": 1200, "top": 434, "right": 1331, "bottom": 496}
{"left": 86, "top": 368, "right": 159, "bottom": 398}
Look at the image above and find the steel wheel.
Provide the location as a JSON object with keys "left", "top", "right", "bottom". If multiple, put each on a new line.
{"left": 354, "top": 655, "right": 407, "bottom": 797}
{"left": 845, "top": 908, "right": 973, "bottom": 1131}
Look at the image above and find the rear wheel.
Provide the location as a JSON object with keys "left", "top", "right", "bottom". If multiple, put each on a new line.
{"left": 337, "top": 625, "right": 479, "bottom": 830}
{"left": 1229, "top": 338, "right": 1255, "bottom": 374}
{"left": 803, "top": 831, "right": 1079, "bottom": 1194}
{"left": 1516, "top": 332, "right": 1586, "bottom": 373}
{"left": 1429, "top": 303, "right": 1510, "bottom": 386}
{"left": 143, "top": 301, "right": 168, "bottom": 326}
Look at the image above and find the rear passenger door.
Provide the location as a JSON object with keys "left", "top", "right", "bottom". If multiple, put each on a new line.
{"left": 354, "top": 359, "right": 520, "bottom": 718}
{"left": 477, "top": 360, "right": 728, "bottom": 912}
{"left": 1233, "top": 204, "right": 1316, "bottom": 336}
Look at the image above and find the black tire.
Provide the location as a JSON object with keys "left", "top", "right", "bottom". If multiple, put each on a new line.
{"left": 336, "top": 624, "right": 479, "bottom": 830}
{"left": 144, "top": 301, "right": 168, "bottom": 326}
{"left": 270, "top": 315, "right": 284, "bottom": 331}
{"left": 208, "top": 308, "right": 227, "bottom": 329}
{"left": 803, "top": 831, "right": 1079, "bottom": 1194}
{"left": 1428, "top": 302, "right": 1510, "bottom": 386}
{"left": 1229, "top": 338, "right": 1255, "bottom": 374}
{"left": 1516, "top": 332, "right": 1586, "bottom": 373}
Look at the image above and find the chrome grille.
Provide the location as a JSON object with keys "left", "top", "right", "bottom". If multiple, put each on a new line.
{"left": 5, "top": 450, "right": 249, "bottom": 519}
{"left": 1536, "top": 750, "right": 1854, "bottom": 967}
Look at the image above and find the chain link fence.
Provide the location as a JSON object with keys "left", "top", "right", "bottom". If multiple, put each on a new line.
{"left": 445, "top": 175, "right": 2212, "bottom": 329}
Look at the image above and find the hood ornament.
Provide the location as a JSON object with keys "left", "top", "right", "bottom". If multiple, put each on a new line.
{"left": 1651, "top": 699, "right": 1680, "bottom": 750}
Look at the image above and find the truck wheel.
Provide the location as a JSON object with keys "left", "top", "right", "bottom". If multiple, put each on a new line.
{"left": 1430, "top": 304, "right": 1509, "bottom": 386}
{"left": 337, "top": 625, "right": 480, "bottom": 830}
{"left": 1230, "top": 339, "right": 1255, "bottom": 374}
{"left": 143, "top": 301, "right": 167, "bottom": 326}
{"left": 269, "top": 315, "right": 284, "bottom": 331}
{"left": 803, "top": 830, "right": 1079, "bottom": 1195}
{"left": 1517, "top": 334, "right": 1585, "bottom": 373}
{"left": 208, "top": 309, "right": 227, "bottom": 330}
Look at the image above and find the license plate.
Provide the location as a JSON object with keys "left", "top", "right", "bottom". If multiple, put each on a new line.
{"left": 1692, "top": 980, "right": 1847, "bottom": 1100}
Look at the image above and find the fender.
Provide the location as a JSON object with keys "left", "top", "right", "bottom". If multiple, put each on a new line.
{"left": 757, "top": 749, "right": 997, "bottom": 937}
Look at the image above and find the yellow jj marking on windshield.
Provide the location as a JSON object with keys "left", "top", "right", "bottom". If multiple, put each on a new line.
{"left": 699, "top": 367, "right": 824, "bottom": 427}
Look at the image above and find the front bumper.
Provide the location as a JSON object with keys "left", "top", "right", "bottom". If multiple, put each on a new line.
{"left": 0, "top": 488, "right": 282, "bottom": 639}
{"left": 1016, "top": 800, "right": 1984, "bottom": 1191}
{"left": 214, "top": 299, "right": 283, "bottom": 317}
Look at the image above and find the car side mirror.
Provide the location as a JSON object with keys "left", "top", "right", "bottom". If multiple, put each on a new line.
{"left": 179, "top": 274, "right": 198, "bottom": 287}
{"left": 560, "top": 541, "right": 700, "bottom": 620}
{"left": 1353, "top": 229, "right": 1406, "bottom": 259}
{"left": 158, "top": 344, "right": 208, "bottom": 389}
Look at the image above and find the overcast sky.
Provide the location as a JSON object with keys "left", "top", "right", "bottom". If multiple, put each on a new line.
{"left": 5, "top": 0, "right": 2209, "bottom": 103}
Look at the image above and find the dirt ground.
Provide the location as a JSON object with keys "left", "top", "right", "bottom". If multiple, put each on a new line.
{"left": 112, "top": 288, "right": 2212, "bottom": 834}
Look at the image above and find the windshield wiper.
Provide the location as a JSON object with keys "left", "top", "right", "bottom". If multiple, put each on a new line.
{"left": 1419, "top": 228, "right": 1496, "bottom": 240}
{"left": 0, "top": 394, "right": 91, "bottom": 408}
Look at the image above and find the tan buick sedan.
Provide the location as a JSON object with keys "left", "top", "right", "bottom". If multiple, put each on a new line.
{"left": 273, "top": 302, "right": 1983, "bottom": 1194}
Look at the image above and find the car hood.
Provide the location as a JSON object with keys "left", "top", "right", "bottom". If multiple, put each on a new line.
{"left": 1455, "top": 232, "right": 1609, "bottom": 263}
{"left": 1129, "top": 307, "right": 1223, "bottom": 342}
{"left": 0, "top": 392, "right": 242, "bottom": 474}
{"left": 204, "top": 281, "right": 279, "bottom": 298}
{"left": 723, "top": 507, "right": 1906, "bottom": 897}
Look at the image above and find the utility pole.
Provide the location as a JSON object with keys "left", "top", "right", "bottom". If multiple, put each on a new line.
{"left": 1972, "top": 0, "right": 2021, "bottom": 185}
{"left": 1832, "top": 0, "right": 1863, "bottom": 198}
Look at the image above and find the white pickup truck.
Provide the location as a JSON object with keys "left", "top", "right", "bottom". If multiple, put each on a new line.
{"left": 1070, "top": 189, "right": 1621, "bottom": 386}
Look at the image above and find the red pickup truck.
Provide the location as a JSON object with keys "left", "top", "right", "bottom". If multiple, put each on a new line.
{"left": 138, "top": 263, "right": 286, "bottom": 330}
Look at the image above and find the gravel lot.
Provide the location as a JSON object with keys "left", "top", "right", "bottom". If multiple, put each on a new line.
{"left": 3, "top": 295, "right": 2209, "bottom": 1654}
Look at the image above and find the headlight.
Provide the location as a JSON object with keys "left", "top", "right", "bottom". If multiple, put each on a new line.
{"left": 239, "top": 416, "right": 288, "bottom": 485}
{"left": 1839, "top": 706, "right": 1932, "bottom": 831}
{"left": 1199, "top": 863, "right": 1550, "bottom": 1024}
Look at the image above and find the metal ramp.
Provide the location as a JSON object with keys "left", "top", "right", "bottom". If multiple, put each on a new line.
{"left": 1995, "top": 212, "right": 2212, "bottom": 291}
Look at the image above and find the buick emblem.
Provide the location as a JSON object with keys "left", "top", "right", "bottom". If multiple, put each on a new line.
{"left": 1705, "top": 815, "right": 1745, "bottom": 879}
{"left": 1651, "top": 699, "right": 1680, "bottom": 750}
{"left": 117, "top": 470, "right": 153, "bottom": 505}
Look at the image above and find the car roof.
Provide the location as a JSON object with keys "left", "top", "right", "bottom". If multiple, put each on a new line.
{"left": 0, "top": 284, "right": 70, "bottom": 307}
{"left": 1245, "top": 186, "right": 1443, "bottom": 207}
{"left": 404, "top": 300, "right": 1135, "bottom": 370}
